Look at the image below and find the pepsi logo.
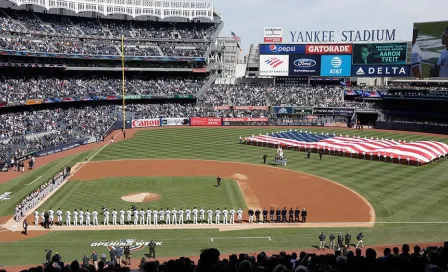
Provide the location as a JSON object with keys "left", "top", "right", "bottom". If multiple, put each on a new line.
{"left": 269, "top": 45, "right": 277, "bottom": 52}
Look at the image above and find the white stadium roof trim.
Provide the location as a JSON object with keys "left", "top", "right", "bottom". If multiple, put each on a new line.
{"left": 6, "top": 0, "right": 214, "bottom": 19}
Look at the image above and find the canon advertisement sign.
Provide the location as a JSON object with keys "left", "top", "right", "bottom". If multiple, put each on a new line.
{"left": 131, "top": 118, "right": 160, "bottom": 128}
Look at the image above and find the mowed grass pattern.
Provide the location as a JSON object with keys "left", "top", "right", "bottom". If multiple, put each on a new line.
{"left": 95, "top": 127, "right": 448, "bottom": 223}
{"left": 39, "top": 177, "right": 247, "bottom": 212}
{"left": 2, "top": 127, "right": 448, "bottom": 266}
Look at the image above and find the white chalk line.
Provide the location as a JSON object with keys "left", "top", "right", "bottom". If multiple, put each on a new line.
{"left": 26, "top": 175, "right": 42, "bottom": 185}
{"left": 211, "top": 236, "right": 271, "bottom": 242}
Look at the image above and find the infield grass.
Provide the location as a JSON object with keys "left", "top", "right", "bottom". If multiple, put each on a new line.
{"left": 39, "top": 177, "right": 247, "bottom": 212}
{"left": 1, "top": 127, "right": 448, "bottom": 266}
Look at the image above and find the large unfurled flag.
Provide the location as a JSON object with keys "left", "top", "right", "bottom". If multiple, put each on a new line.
{"left": 231, "top": 31, "right": 241, "bottom": 42}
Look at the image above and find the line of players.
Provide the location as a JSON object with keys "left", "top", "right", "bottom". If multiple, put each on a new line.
{"left": 33, "top": 206, "right": 308, "bottom": 226}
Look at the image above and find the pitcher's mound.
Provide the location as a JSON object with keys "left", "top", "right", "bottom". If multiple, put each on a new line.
{"left": 121, "top": 192, "right": 161, "bottom": 203}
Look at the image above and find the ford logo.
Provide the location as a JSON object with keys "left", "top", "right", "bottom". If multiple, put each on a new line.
{"left": 294, "top": 59, "right": 316, "bottom": 67}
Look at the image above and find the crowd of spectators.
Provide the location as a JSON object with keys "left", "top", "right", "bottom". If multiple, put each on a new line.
{"left": 200, "top": 85, "right": 376, "bottom": 109}
{"left": 0, "top": 76, "right": 206, "bottom": 101}
{"left": 0, "top": 9, "right": 217, "bottom": 57}
{"left": 14, "top": 243, "right": 448, "bottom": 272}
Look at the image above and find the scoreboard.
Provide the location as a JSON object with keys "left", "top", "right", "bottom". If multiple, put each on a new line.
{"left": 259, "top": 42, "right": 411, "bottom": 77}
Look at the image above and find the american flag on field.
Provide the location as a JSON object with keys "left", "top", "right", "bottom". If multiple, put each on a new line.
{"left": 231, "top": 31, "right": 241, "bottom": 42}
{"left": 245, "top": 131, "right": 448, "bottom": 165}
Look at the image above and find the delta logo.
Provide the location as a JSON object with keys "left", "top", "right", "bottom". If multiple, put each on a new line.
{"left": 265, "top": 57, "right": 284, "bottom": 68}
{"left": 90, "top": 239, "right": 163, "bottom": 253}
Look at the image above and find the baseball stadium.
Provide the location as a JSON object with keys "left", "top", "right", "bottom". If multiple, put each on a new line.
{"left": 0, "top": 0, "right": 448, "bottom": 271}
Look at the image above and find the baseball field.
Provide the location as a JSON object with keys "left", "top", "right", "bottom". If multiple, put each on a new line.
{"left": 1, "top": 127, "right": 448, "bottom": 269}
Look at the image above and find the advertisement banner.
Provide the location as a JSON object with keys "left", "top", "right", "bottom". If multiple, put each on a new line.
{"left": 351, "top": 65, "right": 410, "bottom": 77}
{"left": 275, "top": 76, "right": 308, "bottom": 86}
{"left": 259, "top": 44, "right": 306, "bottom": 55}
{"left": 334, "top": 108, "right": 355, "bottom": 115}
{"left": 305, "top": 44, "right": 353, "bottom": 55}
{"left": 352, "top": 43, "right": 410, "bottom": 65}
{"left": 268, "top": 118, "right": 323, "bottom": 126}
{"left": 190, "top": 117, "right": 222, "bottom": 126}
{"left": 324, "top": 122, "right": 348, "bottom": 128}
{"left": 213, "top": 106, "right": 231, "bottom": 110}
{"left": 192, "top": 68, "right": 207, "bottom": 73}
{"left": 264, "top": 27, "right": 283, "bottom": 43}
{"left": 233, "top": 106, "right": 269, "bottom": 110}
{"left": 25, "top": 99, "right": 43, "bottom": 105}
{"left": 313, "top": 107, "right": 335, "bottom": 115}
{"left": 34, "top": 141, "right": 82, "bottom": 157}
{"left": 161, "top": 118, "right": 189, "bottom": 126}
{"left": 125, "top": 95, "right": 141, "bottom": 100}
{"left": 223, "top": 118, "right": 268, "bottom": 122}
{"left": 174, "top": 94, "right": 194, "bottom": 99}
{"left": 131, "top": 118, "right": 161, "bottom": 128}
{"left": 222, "top": 118, "right": 268, "bottom": 126}
{"left": 259, "top": 55, "right": 289, "bottom": 76}
{"left": 293, "top": 107, "right": 313, "bottom": 114}
{"left": 0, "top": 102, "right": 7, "bottom": 107}
{"left": 289, "top": 55, "right": 321, "bottom": 76}
{"left": 273, "top": 106, "right": 294, "bottom": 115}
{"left": 320, "top": 55, "right": 352, "bottom": 77}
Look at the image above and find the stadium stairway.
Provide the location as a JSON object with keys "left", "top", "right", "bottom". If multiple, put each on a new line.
{"left": 196, "top": 75, "right": 218, "bottom": 97}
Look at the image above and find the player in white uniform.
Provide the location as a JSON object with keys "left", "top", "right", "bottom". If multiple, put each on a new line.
{"left": 207, "top": 208, "right": 213, "bottom": 224}
{"left": 126, "top": 209, "right": 132, "bottom": 224}
{"left": 172, "top": 208, "right": 177, "bottom": 225}
{"left": 34, "top": 210, "right": 39, "bottom": 226}
{"left": 437, "top": 29, "right": 448, "bottom": 77}
{"left": 41, "top": 210, "right": 45, "bottom": 225}
{"left": 103, "top": 210, "right": 110, "bottom": 225}
{"left": 112, "top": 209, "right": 117, "bottom": 225}
{"left": 192, "top": 207, "right": 198, "bottom": 224}
{"left": 120, "top": 209, "right": 125, "bottom": 225}
{"left": 215, "top": 208, "right": 221, "bottom": 224}
{"left": 185, "top": 208, "right": 191, "bottom": 223}
{"left": 139, "top": 209, "right": 145, "bottom": 225}
{"left": 133, "top": 209, "right": 139, "bottom": 225}
{"left": 165, "top": 208, "right": 171, "bottom": 224}
{"left": 237, "top": 208, "right": 243, "bottom": 223}
{"left": 92, "top": 209, "right": 98, "bottom": 226}
{"left": 222, "top": 208, "right": 228, "bottom": 224}
{"left": 85, "top": 210, "right": 91, "bottom": 226}
{"left": 48, "top": 208, "right": 54, "bottom": 225}
{"left": 65, "top": 210, "right": 71, "bottom": 226}
{"left": 73, "top": 209, "right": 78, "bottom": 226}
{"left": 153, "top": 208, "right": 158, "bottom": 225}
{"left": 158, "top": 208, "right": 164, "bottom": 224}
{"left": 56, "top": 208, "right": 62, "bottom": 226}
{"left": 79, "top": 209, "right": 84, "bottom": 226}
{"left": 199, "top": 208, "right": 205, "bottom": 223}
{"left": 178, "top": 208, "right": 184, "bottom": 224}
{"left": 146, "top": 208, "right": 152, "bottom": 225}
{"left": 230, "top": 208, "right": 235, "bottom": 224}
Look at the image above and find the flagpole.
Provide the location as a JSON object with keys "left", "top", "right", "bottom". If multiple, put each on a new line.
{"left": 121, "top": 35, "right": 126, "bottom": 131}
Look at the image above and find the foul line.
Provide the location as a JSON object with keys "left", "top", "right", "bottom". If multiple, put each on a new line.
{"left": 26, "top": 175, "right": 42, "bottom": 185}
{"left": 211, "top": 236, "right": 271, "bottom": 242}
{"left": 69, "top": 131, "right": 122, "bottom": 178}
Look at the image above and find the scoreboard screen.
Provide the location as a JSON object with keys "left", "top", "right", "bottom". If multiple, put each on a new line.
{"left": 352, "top": 43, "right": 411, "bottom": 65}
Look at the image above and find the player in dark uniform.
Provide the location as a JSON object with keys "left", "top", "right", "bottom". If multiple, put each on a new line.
{"left": 294, "top": 207, "right": 300, "bottom": 222}
{"left": 288, "top": 208, "right": 294, "bottom": 222}
{"left": 319, "top": 149, "right": 323, "bottom": 160}
{"left": 337, "top": 232, "right": 343, "bottom": 250}
{"left": 281, "top": 207, "right": 287, "bottom": 222}
{"left": 262, "top": 208, "right": 268, "bottom": 223}
{"left": 269, "top": 207, "right": 274, "bottom": 222}
{"left": 307, "top": 149, "right": 311, "bottom": 159}
{"left": 216, "top": 176, "right": 221, "bottom": 187}
{"left": 275, "top": 208, "right": 281, "bottom": 222}
{"left": 255, "top": 209, "right": 261, "bottom": 223}
{"left": 345, "top": 232, "right": 352, "bottom": 249}
{"left": 329, "top": 233, "right": 336, "bottom": 250}
{"left": 263, "top": 154, "right": 267, "bottom": 164}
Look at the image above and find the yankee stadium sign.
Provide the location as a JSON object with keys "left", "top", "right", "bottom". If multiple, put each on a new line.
{"left": 290, "top": 29, "right": 397, "bottom": 43}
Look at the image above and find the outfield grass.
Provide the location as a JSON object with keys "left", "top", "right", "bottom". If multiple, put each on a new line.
{"left": 39, "top": 177, "right": 247, "bottom": 212}
{"left": 1, "top": 127, "right": 448, "bottom": 266}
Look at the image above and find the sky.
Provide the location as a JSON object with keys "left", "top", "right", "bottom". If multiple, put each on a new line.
{"left": 213, "top": 0, "right": 448, "bottom": 54}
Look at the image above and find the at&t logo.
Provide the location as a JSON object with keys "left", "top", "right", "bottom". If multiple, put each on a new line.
{"left": 329, "top": 57, "right": 343, "bottom": 74}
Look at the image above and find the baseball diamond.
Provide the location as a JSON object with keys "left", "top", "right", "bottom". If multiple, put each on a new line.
{"left": 1, "top": 127, "right": 448, "bottom": 269}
